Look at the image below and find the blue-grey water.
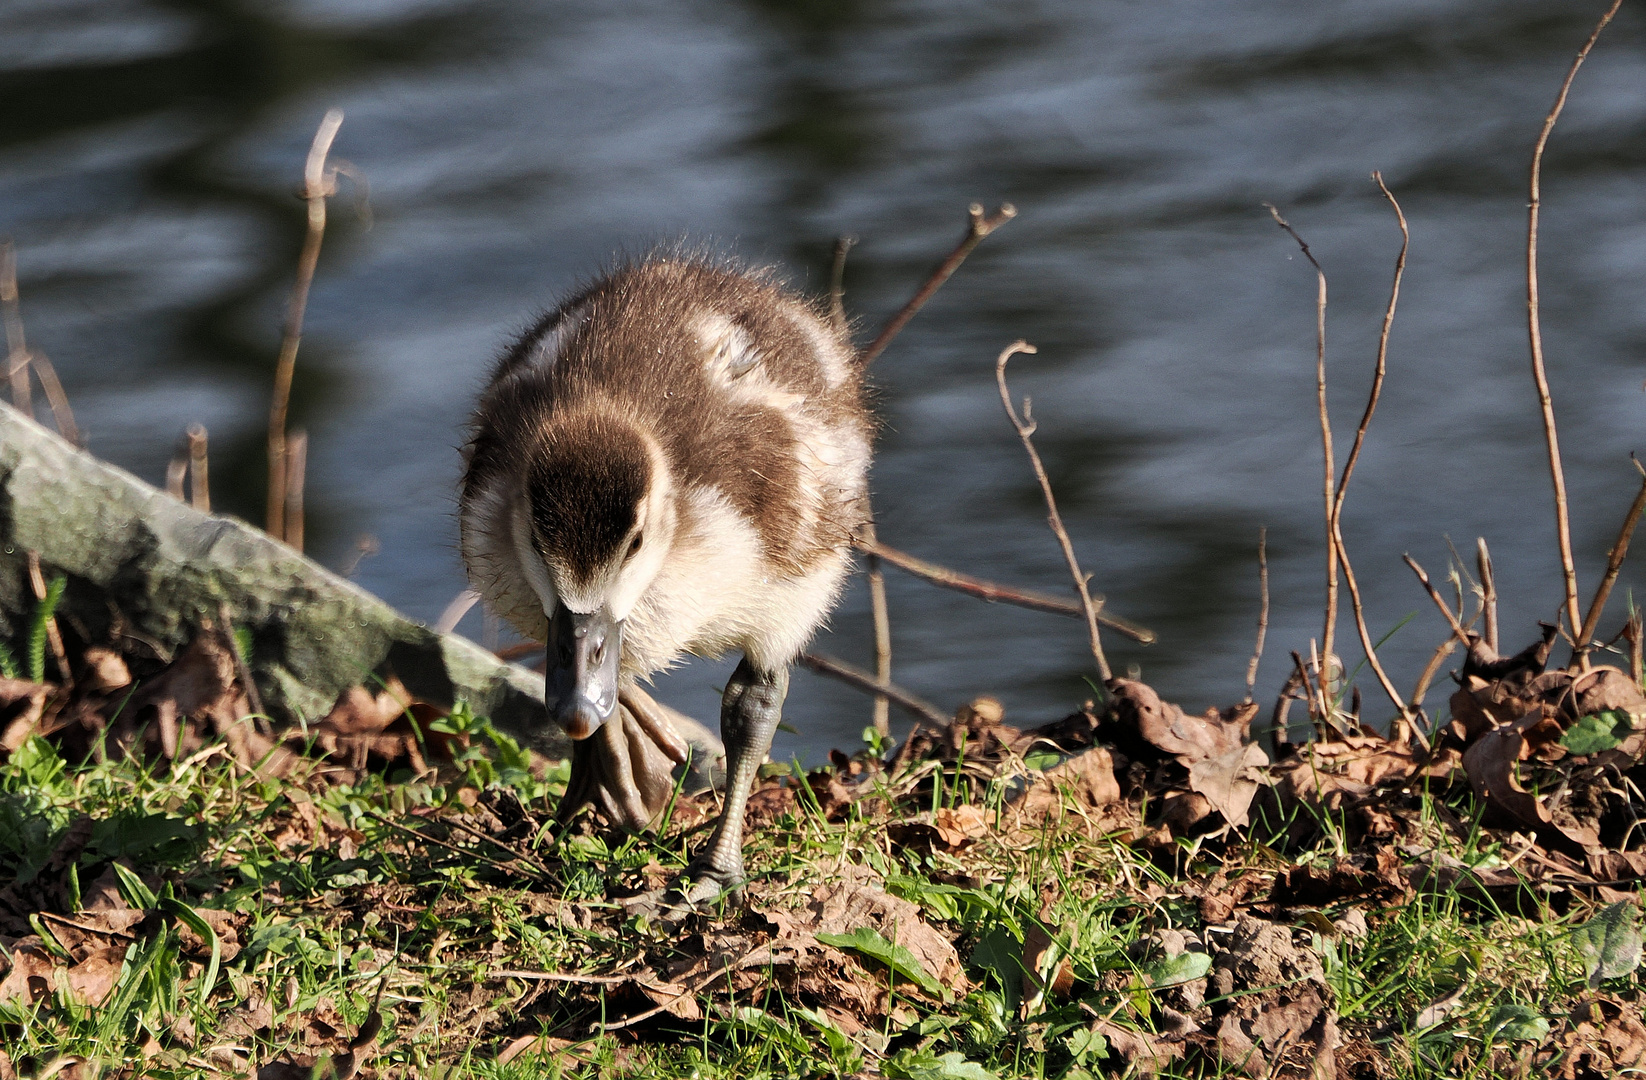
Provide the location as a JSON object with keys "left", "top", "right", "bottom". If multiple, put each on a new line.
{"left": 3, "top": 0, "right": 1645, "bottom": 761}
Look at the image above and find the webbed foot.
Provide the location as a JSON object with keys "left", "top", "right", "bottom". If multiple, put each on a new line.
{"left": 623, "top": 859, "right": 745, "bottom": 923}
{"left": 556, "top": 694, "right": 682, "bottom": 831}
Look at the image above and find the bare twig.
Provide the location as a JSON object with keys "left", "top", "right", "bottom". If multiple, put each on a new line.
{"left": 859, "top": 203, "right": 1016, "bottom": 369}
{"left": 1244, "top": 527, "right": 1269, "bottom": 703}
{"left": 1404, "top": 554, "right": 1471, "bottom": 647}
{"left": 26, "top": 352, "right": 78, "bottom": 446}
{"left": 798, "top": 651, "right": 949, "bottom": 728}
{"left": 1291, "top": 650, "right": 1322, "bottom": 729}
{"left": 1627, "top": 610, "right": 1644, "bottom": 688}
{"left": 597, "top": 945, "right": 766, "bottom": 1033}
{"left": 165, "top": 451, "right": 187, "bottom": 501}
{"left": 218, "top": 602, "right": 265, "bottom": 722}
{"left": 852, "top": 534, "right": 1155, "bottom": 642}
{"left": 1477, "top": 537, "right": 1499, "bottom": 654}
{"left": 435, "top": 589, "right": 481, "bottom": 635}
{"left": 437, "top": 813, "right": 555, "bottom": 878}
{"left": 1, "top": 242, "right": 33, "bottom": 419}
{"left": 862, "top": 517, "right": 892, "bottom": 738}
{"left": 366, "top": 810, "right": 542, "bottom": 879}
{"left": 828, "top": 235, "right": 855, "bottom": 337}
{"left": 1265, "top": 203, "right": 1336, "bottom": 680}
{"left": 995, "top": 341, "right": 1110, "bottom": 680}
{"left": 1411, "top": 638, "right": 1459, "bottom": 711}
{"left": 490, "top": 970, "right": 638, "bottom": 985}
{"left": 1333, "top": 174, "right": 1408, "bottom": 526}
{"left": 1325, "top": 177, "right": 1406, "bottom": 695}
{"left": 1307, "top": 638, "right": 1332, "bottom": 729}
{"left": 1527, "top": 0, "right": 1622, "bottom": 648}
{"left": 340, "top": 534, "right": 380, "bottom": 578}
{"left": 285, "top": 429, "right": 308, "bottom": 554}
{"left": 268, "top": 109, "right": 343, "bottom": 543}
{"left": 1572, "top": 457, "right": 1646, "bottom": 666}
{"left": 186, "top": 424, "right": 209, "bottom": 513}
{"left": 1271, "top": 666, "right": 1304, "bottom": 752}
{"left": 26, "top": 551, "right": 71, "bottom": 688}
{"left": 1332, "top": 177, "right": 1417, "bottom": 732}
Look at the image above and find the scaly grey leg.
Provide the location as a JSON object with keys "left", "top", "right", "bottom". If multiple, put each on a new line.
{"left": 671, "top": 655, "right": 787, "bottom": 910}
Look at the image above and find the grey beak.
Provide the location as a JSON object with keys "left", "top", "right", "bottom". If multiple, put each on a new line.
{"left": 548, "top": 602, "right": 621, "bottom": 740}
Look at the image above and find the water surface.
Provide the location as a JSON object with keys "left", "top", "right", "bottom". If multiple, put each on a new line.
{"left": 3, "top": 0, "right": 1645, "bottom": 759}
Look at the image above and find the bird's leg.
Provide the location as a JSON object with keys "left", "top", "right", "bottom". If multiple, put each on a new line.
{"left": 671, "top": 655, "right": 787, "bottom": 910}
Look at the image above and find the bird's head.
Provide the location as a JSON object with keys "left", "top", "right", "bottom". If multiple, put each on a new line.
{"left": 515, "top": 409, "right": 676, "bottom": 739}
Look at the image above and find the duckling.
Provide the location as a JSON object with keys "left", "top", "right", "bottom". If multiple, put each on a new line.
{"left": 460, "top": 257, "right": 872, "bottom": 908}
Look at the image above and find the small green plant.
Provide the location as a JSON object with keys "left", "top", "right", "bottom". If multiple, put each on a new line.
{"left": 26, "top": 573, "right": 66, "bottom": 683}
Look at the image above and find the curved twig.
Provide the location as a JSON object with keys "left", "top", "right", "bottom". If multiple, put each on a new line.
{"left": 798, "top": 651, "right": 949, "bottom": 728}
{"left": 859, "top": 203, "right": 1016, "bottom": 369}
{"left": 852, "top": 535, "right": 1155, "bottom": 643}
{"left": 1527, "top": 0, "right": 1623, "bottom": 650}
{"left": 268, "top": 109, "right": 344, "bottom": 542}
{"left": 995, "top": 341, "right": 1110, "bottom": 680}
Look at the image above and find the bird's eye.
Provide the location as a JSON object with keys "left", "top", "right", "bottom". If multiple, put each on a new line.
{"left": 626, "top": 533, "right": 643, "bottom": 560}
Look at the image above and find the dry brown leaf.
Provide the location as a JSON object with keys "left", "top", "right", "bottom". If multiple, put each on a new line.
{"left": 1461, "top": 706, "right": 1599, "bottom": 857}
{"left": 1187, "top": 742, "right": 1268, "bottom": 829}
{"left": 1571, "top": 665, "right": 1646, "bottom": 723}
{"left": 1021, "top": 922, "right": 1073, "bottom": 1002}
{"left": 1010, "top": 746, "right": 1123, "bottom": 831}
{"left": 0, "top": 939, "right": 129, "bottom": 1007}
{"left": 318, "top": 678, "right": 414, "bottom": 736}
{"left": 634, "top": 979, "right": 703, "bottom": 1021}
{"left": 1548, "top": 998, "right": 1646, "bottom": 1078}
{"left": 0, "top": 678, "right": 51, "bottom": 752}
{"left": 78, "top": 647, "right": 130, "bottom": 694}
{"left": 1209, "top": 916, "right": 1337, "bottom": 1080}
{"left": 1092, "top": 1019, "right": 1186, "bottom": 1074}
{"left": 932, "top": 804, "right": 990, "bottom": 847}
{"left": 1105, "top": 679, "right": 1252, "bottom": 765}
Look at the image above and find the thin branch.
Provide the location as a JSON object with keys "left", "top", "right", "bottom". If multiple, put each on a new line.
{"left": 1, "top": 241, "right": 32, "bottom": 419}
{"left": 26, "top": 351, "right": 78, "bottom": 447}
{"left": 1291, "top": 649, "right": 1322, "bottom": 729}
{"left": 1244, "top": 527, "right": 1269, "bottom": 703}
{"left": 798, "top": 651, "right": 949, "bottom": 728}
{"left": 268, "top": 109, "right": 343, "bottom": 542}
{"left": 165, "top": 450, "right": 187, "bottom": 501}
{"left": 861, "top": 516, "right": 892, "bottom": 738}
{"left": 859, "top": 203, "right": 1016, "bottom": 369}
{"left": 1265, "top": 203, "right": 1337, "bottom": 688}
{"left": 437, "top": 813, "right": 555, "bottom": 878}
{"left": 1329, "top": 177, "right": 1419, "bottom": 736}
{"left": 1572, "top": 457, "right": 1646, "bottom": 666}
{"left": 828, "top": 235, "right": 855, "bottom": 337}
{"left": 1332, "top": 174, "right": 1408, "bottom": 527}
{"left": 1477, "top": 537, "right": 1499, "bottom": 654}
{"left": 852, "top": 534, "right": 1155, "bottom": 643}
{"left": 995, "top": 341, "right": 1110, "bottom": 680}
{"left": 340, "top": 534, "right": 381, "bottom": 579}
{"left": 26, "top": 551, "right": 71, "bottom": 689}
{"left": 1404, "top": 554, "right": 1471, "bottom": 647}
{"left": 285, "top": 429, "right": 308, "bottom": 554}
{"left": 435, "top": 589, "right": 481, "bottom": 635}
{"left": 186, "top": 423, "right": 210, "bottom": 513}
{"left": 1271, "top": 666, "right": 1304, "bottom": 752}
{"left": 1628, "top": 610, "right": 1644, "bottom": 688}
{"left": 366, "top": 810, "right": 543, "bottom": 879}
{"left": 1410, "top": 637, "right": 1457, "bottom": 711}
{"left": 218, "top": 602, "right": 265, "bottom": 723}
{"left": 1527, "top": 0, "right": 1621, "bottom": 651}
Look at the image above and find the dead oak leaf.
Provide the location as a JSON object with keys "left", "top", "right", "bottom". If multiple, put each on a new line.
{"left": 1461, "top": 707, "right": 1599, "bottom": 857}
